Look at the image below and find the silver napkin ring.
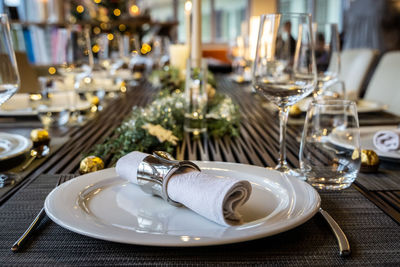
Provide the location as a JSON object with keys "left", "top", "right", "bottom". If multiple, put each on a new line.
{"left": 137, "top": 151, "right": 200, "bottom": 207}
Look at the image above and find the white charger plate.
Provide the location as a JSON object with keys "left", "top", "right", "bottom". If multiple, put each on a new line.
{"left": 297, "top": 97, "right": 386, "bottom": 113}
{"left": 0, "top": 93, "right": 92, "bottom": 116}
{"left": 45, "top": 162, "right": 320, "bottom": 247}
{"left": 330, "top": 126, "right": 400, "bottom": 161}
{"left": 0, "top": 132, "right": 32, "bottom": 161}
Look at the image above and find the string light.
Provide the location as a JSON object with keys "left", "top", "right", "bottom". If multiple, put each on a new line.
{"left": 92, "top": 44, "right": 100, "bottom": 53}
{"left": 76, "top": 5, "right": 84, "bottom": 13}
{"left": 118, "top": 24, "right": 126, "bottom": 31}
{"left": 185, "top": 1, "right": 192, "bottom": 13}
{"left": 48, "top": 67, "right": 56, "bottom": 75}
{"left": 129, "top": 5, "right": 140, "bottom": 16}
{"left": 113, "top": 8, "right": 121, "bottom": 16}
{"left": 93, "top": 26, "right": 101, "bottom": 34}
{"left": 107, "top": 33, "right": 114, "bottom": 41}
{"left": 141, "top": 43, "right": 151, "bottom": 54}
{"left": 100, "top": 22, "right": 107, "bottom": 30}
{"left": 93, "top": 0, "right": 101, "bottom": 3}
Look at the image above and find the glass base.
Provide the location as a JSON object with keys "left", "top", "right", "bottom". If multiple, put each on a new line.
{"left": 184, "top": 116, "right": 206, "bottom": 135}
{"left": 267, "top": 164, "right": 305, "bottom": 180}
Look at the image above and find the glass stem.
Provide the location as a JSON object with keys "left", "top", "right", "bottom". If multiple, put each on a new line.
{"left": 278, "top": 106, "right": 289, "bottom": 168}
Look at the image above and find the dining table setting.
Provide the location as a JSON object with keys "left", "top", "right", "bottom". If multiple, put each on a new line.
{"left": 0, "top": 4, "right": 399, "bottom": 266}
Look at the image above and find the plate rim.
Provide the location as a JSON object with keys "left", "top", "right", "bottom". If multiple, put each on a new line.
{"left": 45, "top": 161, "right": 321, "bottom": 247}
{"left": 330, "top": 126, "right": 400, "bottom": 160}
{"left": 0, "top": 132, "right": 32, "bottom": 161}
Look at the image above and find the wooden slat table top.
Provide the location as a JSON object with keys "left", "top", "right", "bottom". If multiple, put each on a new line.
{"left": 1, "top": 75, "right": 400, "bottom": 225}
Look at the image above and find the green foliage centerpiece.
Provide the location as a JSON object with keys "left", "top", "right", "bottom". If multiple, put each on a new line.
{"left": 85, "top": 66, "right": 240, "bottom": 166}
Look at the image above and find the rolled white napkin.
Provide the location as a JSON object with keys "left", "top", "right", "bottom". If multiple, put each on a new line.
{"left": 373, "top": 130, "right": 400, "bottom": 152}
{"left": 115, "top": 151, "right": 252, "bottom": 226}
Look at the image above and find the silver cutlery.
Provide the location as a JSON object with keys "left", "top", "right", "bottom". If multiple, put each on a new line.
{"left": 11, "top": 174, "right": 75, "bottom": 252}
{"left": 20, "top": 145, "right": 50, "bottom": 171}
{"left": 319, "top": 208, "right": 351, "bottom": 256}
{"left": 0, "top": 172, "right": 18, "bottom": 188}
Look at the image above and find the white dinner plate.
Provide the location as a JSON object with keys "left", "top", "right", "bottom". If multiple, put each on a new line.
{"left": 0, "top": 132, "right": 32, "bottom": 161}
{"left": 329, "top": 126, "right": 400, "bottom": 161}
{"left": 45, "top": 162, "right": 320, "bottom": 247}
{"left": 0, "top": 93, "right": 92, "bottom": 116}
{"left": 297, "top": 98, "right": 386, "bottom": 113}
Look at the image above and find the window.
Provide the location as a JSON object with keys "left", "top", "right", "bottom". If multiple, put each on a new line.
{"left": 278, "top": 0, "right": 343, "bottom": 31}
{"left": 135, "top": 0, "right": 250, "bottom": 44}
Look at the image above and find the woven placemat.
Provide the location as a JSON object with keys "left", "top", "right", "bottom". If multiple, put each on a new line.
{"left": 0, "top": 174, "right": 399, "bottom": 266}
{"left": 356, "top": 170, "right": 400, "bottom": 191}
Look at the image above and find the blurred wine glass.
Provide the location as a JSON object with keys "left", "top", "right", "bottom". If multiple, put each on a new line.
{"left": 0, "top": 14, "right": 20, "bottom": 106}
{"left": 57, "top": 25, "right": 93, "bottom": 123}
{"left": 151, "top": 35, "right": 170, "bottom": 68}
{"left": 96, "top": 32, "right": 125, "bottom": 73}
{"left": 58, "top": 25, "right": 93, "bottom": 86}
{"left": 312, "top": 23, "right": 340, "bottom": 98}
{"left": 252, "top": 13, "right": 317, "bottom": 174}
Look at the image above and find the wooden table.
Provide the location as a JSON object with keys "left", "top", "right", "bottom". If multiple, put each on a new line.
{"left": 0, "top": 75, "right": 399, "bottom": 265}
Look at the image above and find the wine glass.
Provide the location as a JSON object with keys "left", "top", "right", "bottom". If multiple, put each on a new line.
{"left": 312, "top": 23, "right": 340, "bottom": 98}
{"left": 58, "top": 25, "right": 94, "bottom": 87}
{"left": 58, "top": 25, "right": 93, "bottom": 123}
{"left": 252, "top": 13, "right": 317, "bottom": 174}
{"left": 0, "top": 14, "right": 20, "bottom": 106}
{"left": 96, "top": 32, "right": 125, "bottom": 73}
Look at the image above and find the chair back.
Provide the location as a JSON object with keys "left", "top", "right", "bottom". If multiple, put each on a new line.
{"left": 339, "top": 49, "right": 378, "bottom": 100}
{"left": 364, "top": 51, "right": 400, "bottom": 115}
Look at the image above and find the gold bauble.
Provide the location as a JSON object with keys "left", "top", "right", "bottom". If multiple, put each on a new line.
{"left": 360, "top": 149, "right": 380, "bottom": 173}
{"left": 30, "top": 129, "right": 50, "bottom": 146}
{"left": 91, "top": 96, "right": 100, "bottom": 106}
{"left": 80, "top": 156, "right": 105, "bottom": 174}
{"left": 289, "top": 105, "right": 302, "bottom": 118}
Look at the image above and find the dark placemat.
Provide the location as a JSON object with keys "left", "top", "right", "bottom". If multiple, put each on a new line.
{"left": 0, "top": 174, "right": 399, "bottom": 266}
{"left": 0, "top": 136, "right": 69, "bottom": 200}
{"left": 356, "top": 170, "right": 400, "bottom": 191}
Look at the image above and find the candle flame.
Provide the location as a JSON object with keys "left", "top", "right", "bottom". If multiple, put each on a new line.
{"left": 185, "top": 1, "right": 192, "bottom": 13}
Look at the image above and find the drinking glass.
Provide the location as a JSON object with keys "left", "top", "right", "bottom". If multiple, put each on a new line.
{"left": 312, "top": 23, "right": 340, "bottom": 97}
{"left": 0, "top": 14, "right": 19, "bottom": 106}
{"left": 299, "top": 100, "right": 361, "bottom": 190}
{"left": 252, "top": 13, "right": 317, "bottom": 173}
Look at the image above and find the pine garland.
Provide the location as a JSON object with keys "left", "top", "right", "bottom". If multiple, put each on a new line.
{"left": 86, "top": 68, "right": 240, "bottom": 165}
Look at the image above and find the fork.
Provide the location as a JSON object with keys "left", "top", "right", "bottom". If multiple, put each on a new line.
{"left": 11, "top": 174, "right": 76, "bottom": 252}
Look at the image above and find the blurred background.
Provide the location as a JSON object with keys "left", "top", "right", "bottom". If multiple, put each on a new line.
{"left": 0, "top": 0, "right": 399, "bottom": 93}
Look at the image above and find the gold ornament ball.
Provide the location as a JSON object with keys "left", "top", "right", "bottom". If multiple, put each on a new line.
{"left": 360, "top": 149, "right": 380, "bottom": 173}
{"left": 80, "top": 156, "right": 105, "bottom": 174}
{"left": 289, "top": 105, "right": 302, "bottom": 118}
{"left": 30, "top": 128, "right": 50, "bottom": 146}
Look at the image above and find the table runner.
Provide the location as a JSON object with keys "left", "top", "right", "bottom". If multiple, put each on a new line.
{"left": 0, "top": 174, "right": 399, "bottom": 265}
{"left": 356, "top": 170, "right": 400, "bottom": 191}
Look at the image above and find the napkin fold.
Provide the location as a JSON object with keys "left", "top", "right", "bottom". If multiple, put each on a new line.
{"left": 373, "top": 130, "right": 400, "bottom": 152}
{"left": 115, "top": 151, "right": 252, "bottom": 226}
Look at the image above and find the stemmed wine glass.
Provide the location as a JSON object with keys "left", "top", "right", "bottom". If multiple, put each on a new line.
{"left": 252, "top": 13, "right": 317, "bottom": 174}
{"left": 58, "top": 25, "right": 94, "bottom": 85}
{"left": 0, "top": 14, "right": 20, "bottom": 107}
{"left": 312, "top": 23, "right": 340, "bottom": 98}
{"left": 57, "top": 25, "right": 94, "bottom": 123}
